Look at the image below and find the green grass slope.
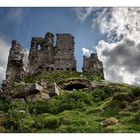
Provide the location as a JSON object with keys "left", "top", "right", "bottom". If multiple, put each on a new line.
{"left": 0, "top": 72, "right": 140, "bottom": 133}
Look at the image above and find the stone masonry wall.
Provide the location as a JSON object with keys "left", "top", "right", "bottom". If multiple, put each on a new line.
{"left": 53, "top": 34, "right": 76, "bottom": 71}
{"left": 82, "top": 53, "right": 104, "bottom": 78}
{"left": 28, "top": 32, "right": 76, "bottom": 74}
{"left": 5, "top": 32, "right": 104, "bottom": 84}
{"left": 28, "top": 32, "right": 54, "bottom": 74}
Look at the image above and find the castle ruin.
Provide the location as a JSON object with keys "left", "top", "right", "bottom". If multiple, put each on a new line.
{"left": 6, "top": 32, "right": 104, "bottom": 83}
{"left": 1, "top": 32, "right": 104, "bottom": 102}
{"left": 28, "top": 33, "right": 76, "bottom": 75}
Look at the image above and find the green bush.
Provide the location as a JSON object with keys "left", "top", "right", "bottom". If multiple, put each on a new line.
{"left": 32, "top": 115, "right": 62, "bottom": 129}
{"left": 29, "top": 91, "right": 92, "bottom": 115}
{"left": 132, "top": 111, "right": 140, "bottom": 124}
{"left": 91, "top": 87, "right": 117, "bottom": 102}
{"left": 0, "top": 97, "right": 9, "bottom": 112}
{"left": 3, "top": 109, "right": 33, "bottom": 132}
{"left": 85, "top": 72, "right": 103, "bottom": 82}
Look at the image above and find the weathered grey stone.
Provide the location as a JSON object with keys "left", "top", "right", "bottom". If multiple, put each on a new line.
{"left": 12, "top": 98, "right": 26, "bottom": 103}
{"left": 25, "top": 92, "right": 50, "bottom": 103}
{"left": 82, "top": 53, "right": 104, "bottom": 78}
{"left": 100, "top": 117, "right": 119, "bottom": 127}
{"left": 17, "top": 110, "right": 26, "bottom": 113}
{"left": 53, "top": 34, "right": 76, "bottom": 71}
{"left": 29, "top": 83, "right": 44, "bottom": 94}
{"left": 6, "top": 40, "right": 28, "bottom": 83}
{"left": 54, "top": 82, "right": 61, "bottom": 96}
{"left": 2, "top": 80, "right": 53, "bottom": 102}
{"left": 28, "top": 33, "right": 76, "bottom": 74}
{"left": 28, "top": 33, "right": 54, "bottom": 74}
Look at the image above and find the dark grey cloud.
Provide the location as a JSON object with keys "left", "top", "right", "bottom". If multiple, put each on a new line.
{"left": 97, "top": 38, "right": 140, "bottom": 85}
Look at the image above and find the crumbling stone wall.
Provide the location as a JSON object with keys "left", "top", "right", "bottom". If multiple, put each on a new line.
{"left": 28, "top": 32, "right": 76, "bottom": 73}
{"left": 5, "top": 32, "right": 104, "bottom": 83}
{"left": 54, "top": 34, "right": 76, "bottom": 71}
{"left": 28, "top": 32, "right": 54, "bottom": 74}
{"left": 6, "top": 40, "right": 28, "bottom": 83}
{"left": 82, "top": 53, "right": 104, "bottom": 78}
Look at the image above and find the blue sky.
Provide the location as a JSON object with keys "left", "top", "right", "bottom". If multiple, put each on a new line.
{"left": 0, "top": 8, "right": 103, "bottom": 71}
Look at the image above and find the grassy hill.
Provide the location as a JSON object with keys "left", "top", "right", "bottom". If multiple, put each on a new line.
{"left": 0, "top": 72, "right": 140, "bottom": 133}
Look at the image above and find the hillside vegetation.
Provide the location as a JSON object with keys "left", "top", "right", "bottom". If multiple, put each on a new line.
{"left": 0, "top": 72, "right": 140, "bottom": 133}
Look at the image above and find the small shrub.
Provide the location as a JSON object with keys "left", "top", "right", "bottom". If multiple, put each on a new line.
{"left": 33, "top": 115, "right": 62, "bottom": 129}
{"left": 0, "top": 126, "right": 6, "bottom": 133}
{"left": 3, "top": 109, "right": 31, "bottom": 132}
{"left": 29, "top": 91, "right": 92, "bottom": 115}
{"left": 0, "top": 97, "right": 9, "bottom": 112}
{"left": 132, "top": 111, "right": 140, "bottom": 124}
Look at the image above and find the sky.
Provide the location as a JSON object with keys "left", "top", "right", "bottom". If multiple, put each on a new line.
{"left": 0, "top": 7, "right": 140, "bottom": 86}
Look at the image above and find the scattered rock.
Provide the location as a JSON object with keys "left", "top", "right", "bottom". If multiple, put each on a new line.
{"left": 100, "top": 117, "right": 119, "bottom": 127}
{"left": 54, "top": 82, "right": 61, "bottom": 96}
{"left": 29, "top": 82, "right": 44, "bottom": 94}
{"left": 12, "top": 98, "right": 26, "bottom": 103}
{"left": 17, "top": 110, "right": 26, "bottom": 113}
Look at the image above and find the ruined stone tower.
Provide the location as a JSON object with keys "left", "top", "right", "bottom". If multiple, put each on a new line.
{"left": 82, "top": 53, "right": 104, "bottom": 78}
{"left": 6, "top": 40, "right": 28, "bottom": 82}
{"left": 54, "top": 34, "right": 76, "bottom": 71}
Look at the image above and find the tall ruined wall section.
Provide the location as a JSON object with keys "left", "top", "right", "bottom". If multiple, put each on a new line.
{"left": 6, "top": 40, "right": 28, "bottom": 83}
{"left": 28, "top": 32, "right": 54, "bottom": 74}
{"left": 82, "top": 53, "right": 104, "bottom": 78}
{"left": 54, "top": 34, "right": 76, "bottom": 71}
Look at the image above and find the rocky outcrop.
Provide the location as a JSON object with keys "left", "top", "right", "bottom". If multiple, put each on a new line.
{"left": 82, "top": 53, "right": 104, "bottom": 78}
{"left": 11, "top": 80, "right": 51, "bottom": 102}
{"left": 0, "top": 80, "right": 63, "bottom": 102}
{"left": 6, "top": 40, "right": 28, "bottom": 83}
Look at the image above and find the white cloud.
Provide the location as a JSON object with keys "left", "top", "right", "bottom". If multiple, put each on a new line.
{"left": 92, "top": 8, "right": 140, "bottom": 43}
{"left": 82, "top": 48, "right": 93, "bottom": 57}
{"left": 72, "top": 8, "right": 95, "bottom": 22}
{"left": 94, "top": 8, "right": 140, "bottom": 85}
{"left": 96, "top": 38, "right": 140, "bottom": 85}
{"left": 0, "top": 38, "right": 10, "bottom": 83}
